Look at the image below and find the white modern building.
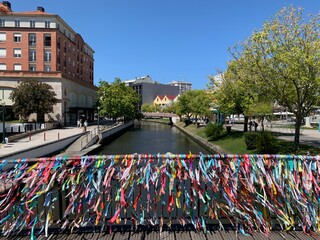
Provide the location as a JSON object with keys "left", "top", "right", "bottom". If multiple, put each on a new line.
{"left": 167, "top": 81, "right": 192, "bottom": 94}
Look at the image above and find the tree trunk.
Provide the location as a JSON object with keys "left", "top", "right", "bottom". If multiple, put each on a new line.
{"left": 294, "top": 114, "right": 303, "bottom": 150}
{"left": 261, "top": 116, "right": 264, "bottom": 132}
{"left": 244, "top": 116, "right": 248, "bottom": 132}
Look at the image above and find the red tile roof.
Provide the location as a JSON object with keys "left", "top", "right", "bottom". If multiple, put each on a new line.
{"left": 0, "top": 4, "right": 11, "bottom": 13}
{"left": 166, "top": 95, "right": 176, "bottom": 100}
{"left": 5, "top": 11, "right": 53, "bottom": 16}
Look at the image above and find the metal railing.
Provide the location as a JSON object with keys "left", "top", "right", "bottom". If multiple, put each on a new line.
{"left": 0, "top": 154, "right": 320, "bottom": 238}
{"left": 80, "top": 124, "right": 117, "bottom": 150}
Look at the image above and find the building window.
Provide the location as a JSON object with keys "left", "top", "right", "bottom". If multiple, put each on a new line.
{"left": 44, "top": 50, "right": 51, "bottom": 62}
{"left": 0, "top": 48, "right": 6, "bottom": 58}
{"left": 0, "top": 63, "right": 6, "bottom": 70}
{"left": 44, "top": 34, "right": 51, "bottom": 46}
{"left": 0, "top": 19, "right": 5, "bottom": 27}
{"left": 45, "top": 21, "right": 50, "bottom": 28}
{"left": 14, "top": 33, "right": 21, "bottom": 43}
{"left": 29, "top": 49, "right": 36, "bottom": 61}
{"left": 44, "top": 65, "right": 51, "bottom": 72}
{"left": 14, "top": 48, "right": 21, "bottom": 58}
{"left": 29, "top": 33, "right": 36, "bottom": 46}
{"left": 30, "top": 20, "right": 35, "bottom": 28}
{"left": 15, "top": 20, "right": 20, "bottom": 27}
{"left": 14, "top": 64, "right": 22, "bottom": 71}
{"left": 0, "top": 33, "right": 6, "bottom": 42}
{"left": 29, "top": 64, "right": 36, "bottom": 71}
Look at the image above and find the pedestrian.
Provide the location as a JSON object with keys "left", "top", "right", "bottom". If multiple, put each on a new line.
{"left": 248, "top": 121, "right": 253, "bottom": 131}
{"left": 83, "top": 120, "right": 88, "bottom": 132}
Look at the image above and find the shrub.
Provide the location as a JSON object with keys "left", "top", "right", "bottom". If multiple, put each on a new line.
{"left": 244, "top": 132, "right": 260, "bottom": 150}
{"left": 257, "top": 131, "right": 278, "bottom": 154}
{"left": 205, "top": 122, "right": 224, "bottom": 140}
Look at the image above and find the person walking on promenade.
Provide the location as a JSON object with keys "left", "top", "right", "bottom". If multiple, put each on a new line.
{"left": 83, "top": 120, "right": 88, "bottom": 132}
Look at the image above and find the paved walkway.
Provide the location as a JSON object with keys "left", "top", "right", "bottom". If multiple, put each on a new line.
{"left": 230, "top": 122, "right": 320, "bottom": 149}
{"left": 0, "top": 125, "right": 97, "bottom": 159}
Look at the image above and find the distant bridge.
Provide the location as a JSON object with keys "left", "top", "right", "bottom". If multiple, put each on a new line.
{"left": 142, "top": 112, "right": 178, "bottom": 118}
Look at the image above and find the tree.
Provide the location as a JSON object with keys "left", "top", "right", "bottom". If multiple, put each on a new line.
{"left": 210, "top": 60, "right": 274, "bottom": 132}
{"left": 175, "top": 91, "right": 196, "bottom": 123}
{"left": 98, "top": 78, "right": 140, "bottom": 122}
{"left": 209, "top": 66, "right": 253, "bottom": 131}
{"left": 175, "top": 90, "right": 212, "bottom": 125}
{"left": 9, "top": 79, "right": 58, "bottom": 122}
{"left": 228, "top": 6, "right": 320, "bottom": 149}
{"left": 163, "top": 101, "right": 177, "bottom": 114}
{"left": 141, "top": 103, "right": 161, "bottom": 113}
{"left": 141, "top": 103, "right": 155, "bottom": 113}
{"left": 191, "top": 90, "right": 212, "bottom": 123}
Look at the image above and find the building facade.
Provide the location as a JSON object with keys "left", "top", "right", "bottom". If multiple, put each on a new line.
{"left": 125, "top": 76, "right": 179, "bottom": 110}
{"left": 167, "top": 80, "right": 192, "bottom": 94}
{"left": 0, "top": 1, "right": 97, "bottom": 125}
{"left": 153, "top": 95, "right": 178, "bottom": 108}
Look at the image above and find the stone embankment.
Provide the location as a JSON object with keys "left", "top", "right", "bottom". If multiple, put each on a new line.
{"left": 173, "top": 123, "right": 225, "bottom": 154}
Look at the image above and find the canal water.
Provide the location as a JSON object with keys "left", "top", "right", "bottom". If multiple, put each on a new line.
{"left": 98, "top": 121, "right": 209, "bottom": 155}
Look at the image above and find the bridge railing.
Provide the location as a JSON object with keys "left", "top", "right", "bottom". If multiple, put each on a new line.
{"left": 142, "top": 112, "right": 177, "bottom": 118}
{"left": 80, "top": 123, "right": 118, "bottom": 149}
{"left": 0, "top": 154, "right": 319, "bottom": 238}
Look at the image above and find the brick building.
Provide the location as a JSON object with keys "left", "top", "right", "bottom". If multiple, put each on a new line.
{"left": 0, "top": 1, "right": 97, "bottom": 125}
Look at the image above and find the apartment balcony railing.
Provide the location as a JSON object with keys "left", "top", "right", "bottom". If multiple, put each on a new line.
{"left": 0, "top": 154, "right": 319, "bottom": 238}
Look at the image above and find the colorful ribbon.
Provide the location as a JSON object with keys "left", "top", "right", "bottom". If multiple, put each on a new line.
{"left": 0, "top": 154, "right": 319, "bottom": 238}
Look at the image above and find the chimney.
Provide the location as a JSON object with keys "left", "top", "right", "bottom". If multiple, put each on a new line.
{"left": 37, "top": 6, "right": 45, "bottom": 12}
{"left": 2, "top": 1, "right": 11, "bottom": 11}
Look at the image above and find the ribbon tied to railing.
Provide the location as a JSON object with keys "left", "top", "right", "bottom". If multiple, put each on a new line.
{"left": 0, "top": 153, "right": 320, "bottom": 239}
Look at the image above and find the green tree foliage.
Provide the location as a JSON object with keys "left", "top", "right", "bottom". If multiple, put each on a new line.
{"left": 163, "top": 102, "right": 177, "bottom": 113}
{"left": 9, "top": 79, "right": 58, "bottom": 122}
{"left": 98, "top": 78, "right": 140, "bottom": 122}
{"left": 209, "top": 65, "right": 253, "bottom": 132}
{"left": 210, "top": 60, "right": 273, "bottom": 131}
{"left": 221, "top": 7, "right": 320, "bottom": 149}
{"left": 141, "top": 103, "right": 156, "bottom": 113}
{"left": 176, "top": 90, "right": 212, "bottom": 125}
{"left": 175, "top": 91, "right": 194, "bottom": 121}
{"left": 239, "top": 7, "right": 319, "bottom": 149}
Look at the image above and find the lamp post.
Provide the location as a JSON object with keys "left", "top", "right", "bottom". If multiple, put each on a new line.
{"left": 1, "top": 101, "right": 5, "bottom": 144}
{"left": 97, "top": 106, "right": 100, "bottom": 133}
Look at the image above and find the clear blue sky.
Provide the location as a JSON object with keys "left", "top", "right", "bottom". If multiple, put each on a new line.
{"left": 9, "top": 0, "right": 320, "bottom": 89}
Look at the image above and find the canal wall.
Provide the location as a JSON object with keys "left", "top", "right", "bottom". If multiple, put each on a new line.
{"left": 173, "top": 123, "right": 225, "bottom": 154}
{"left": 58, "top": 121, "right": 135, "bottom": 157}
{"left": 1, "top": 133, "right": 84, "bottom": 160}
{"left": 99, "top": 121, "right": 134, "bottom": 144}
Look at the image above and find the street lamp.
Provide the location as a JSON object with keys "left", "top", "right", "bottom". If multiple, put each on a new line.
{"left": 1, "top": 101, "right": 5, "bottom": 144}
{"left": 97, "top": 106, "right": 100, "bottom": 133}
